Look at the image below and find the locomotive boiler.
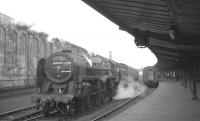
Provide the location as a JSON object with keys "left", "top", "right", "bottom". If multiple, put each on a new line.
{"left": 33, "top": 50, "right": 120, "bottom": 115}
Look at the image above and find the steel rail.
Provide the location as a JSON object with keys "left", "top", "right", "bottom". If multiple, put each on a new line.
{"left": 91, "top": 95, "right": 139, "bottom": 121}
{"left": 22, "top": 110, "right": 58, "bottom": 121}
{"left": 0, "top": 104, "right": 36, "bottom": 117}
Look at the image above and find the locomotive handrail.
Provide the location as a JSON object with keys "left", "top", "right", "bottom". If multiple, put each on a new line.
{"left": 87, "top": 67, "right": 112, "bottom": 70}
{"left": 82, "top": 74, "right": 116, "bottom": 80}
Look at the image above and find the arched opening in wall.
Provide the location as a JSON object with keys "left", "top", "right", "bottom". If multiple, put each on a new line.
{"left": 0, "top": 26, "right": 6, "bottom": 64}
{"left": 17, "top": 32, "right": 27, "bottom": 75}
{"left": 29, "top": 36, "right": 38, "bottom": 77}
{"left": 39, "top": 39, "right": 45, "bottom": 59}
{"left": 4, "top": 29, "right": 17, "bottom": 77}
{"left": 49, "top": 42, "right": 53, "bottom": 55}
{"left": 11, "top": 30, "right": 17, "bottom": 68}
{"left": 34, "top": 37, "right": 39, "bottom": 61}
{"left": 0, "top": 25, "right": 6, "bottom": 78}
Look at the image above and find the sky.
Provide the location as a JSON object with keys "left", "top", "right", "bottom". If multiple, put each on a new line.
{"left": 0, "top": 0, "right": 157, "bottom": 69}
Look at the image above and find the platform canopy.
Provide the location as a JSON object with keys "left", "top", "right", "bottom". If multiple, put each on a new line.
{"left": 82, "top": 0, "right": 200, "bottom": 70}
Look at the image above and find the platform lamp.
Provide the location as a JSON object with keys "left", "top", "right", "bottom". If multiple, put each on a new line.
{"left": 134, "top": 28, "right": 149, "bottom": 48}
{"left": 168, "top": 26, "right": 176, "bottom": 40}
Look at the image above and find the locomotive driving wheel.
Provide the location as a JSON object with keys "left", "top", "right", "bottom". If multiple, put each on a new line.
{"left": 97, "top": 80, "right": 105, "bottom": 104}
{"left": 56, "top": 102, "right": 71, "bottom": 114}
{"left": 43, "top": 100, "right": 55, "bottom": 116}
{"left": 94, "top": 95, "right": 101, "bottom": 105}
{"left": 85, "top": 96, "right": 92, "bottom": 108}
{"left": 99, "top": 93, "right": 104, "bottom": 104}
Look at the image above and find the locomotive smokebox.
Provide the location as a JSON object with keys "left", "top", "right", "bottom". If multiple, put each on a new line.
{"left": 44, "top": 52, "right": 74, "bottom": 83}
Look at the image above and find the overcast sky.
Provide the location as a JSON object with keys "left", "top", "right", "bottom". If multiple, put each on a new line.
{"left": 0, "top": 0, "right": 157, "bottom": 69}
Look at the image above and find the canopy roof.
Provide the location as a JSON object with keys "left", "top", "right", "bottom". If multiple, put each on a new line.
{"left": 82, "top": 0, "right": 200, "bottom": 70}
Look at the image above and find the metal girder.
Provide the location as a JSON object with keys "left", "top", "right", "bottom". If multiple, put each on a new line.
{"left": 155, "top": 61, "right": 173, "bottom": 70}
{"left": 178, "top": 35, "right": 200, "bottom": 45}
{"left": 126, "top": 20, "right": 170, "bottom": 29}
{"left": 157, "top": 55, "right": 177, "bottom": 62}
{"left": 108, "top": 10, "right": 172, "bottom": 22}
{"left": 124, "top": 18, "right": 171, "bottom": 28}
{"left": 114, "top": 14, "right": 173, "bottom": 25}
{"left": 155, "top": 52, "right": 186, "bottom": 60}
{"left": 96, "top": 0, "right": 169, "bottom": 12}
{"left": 149, "top": 37, "right": 178, "bottom": 49}
{"left": 148, "top": 45, "right": 180, "bottom": 54}
{"left": 138, "top": 29, "right": 200, "bottom": 46}
{"left": 149, "top": 43, "right": 200, "bottom": 58}
{"left": 101, "top": 5, "right": 171, "bottom": 19}
{"left": 97, "top": 0, "right": 167, "bottom": 6}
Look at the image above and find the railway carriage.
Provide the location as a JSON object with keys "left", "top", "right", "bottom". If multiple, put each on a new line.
{"left": 143, "top": 66, "right": 160, "bottom": 88}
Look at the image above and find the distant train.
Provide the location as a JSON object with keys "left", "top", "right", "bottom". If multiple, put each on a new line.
{"left": 142, "top": 66, "right": 160, "bottom": 88}
{"left": 32, "top": 49, "right": 139, "bottom": 115}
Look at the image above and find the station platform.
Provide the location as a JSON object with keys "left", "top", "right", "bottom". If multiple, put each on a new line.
{"left": 108, "top": 79, "right": 200, "bottom": 121}
{"left": 0, "top": 92, "right": 36, "bottom": 114}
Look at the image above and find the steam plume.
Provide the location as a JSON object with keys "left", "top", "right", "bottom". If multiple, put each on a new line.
{"left": 114, "top": 76, "right": 146, "bottom": 100}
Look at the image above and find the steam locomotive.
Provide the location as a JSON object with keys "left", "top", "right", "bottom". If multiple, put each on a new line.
{"left": 32, "top": 50, "right": 139, "bottom": 115}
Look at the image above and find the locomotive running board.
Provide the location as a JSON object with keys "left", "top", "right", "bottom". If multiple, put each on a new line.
{"left": 82, "top": 75, "right": 116, "bottom": 81}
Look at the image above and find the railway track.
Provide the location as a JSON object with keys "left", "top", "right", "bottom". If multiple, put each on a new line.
{"left": 91, "top": 97, "right": 137, "bottom": 121}
{"left": 35, "top": 98, "right": 134, "bottom": 121}
{"left": 67, "top": 88, "right": 155, "bottom": 121}
{"left": 0, "top": 98, "right": 136, "bottom": 121}
{"left": 90, "top": 88, "right": 154, "bottom": 121}
{"left": 0, "top": 88, "right": 154, "bottom": 121}
{"left": 67, "top": 98, "right": 137, "bottom": 121}
{"left": 0, "top": 105, "right": 42, "bottom": 121}
{"left": 0, "top": 105, "right": 35, "bottom": 117}
{"left": 0, "top": 103, "right": 59, "bottom": 121}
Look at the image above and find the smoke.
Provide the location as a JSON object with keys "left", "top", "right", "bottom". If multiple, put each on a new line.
{"left": 114, "top": 76, "right": 147, "bottom": 100}
{"left": 82, "top": 54, "right": 92, "bottom": 66}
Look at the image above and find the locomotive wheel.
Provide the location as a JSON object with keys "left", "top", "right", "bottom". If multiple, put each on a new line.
{"left": 105, "top": 93, "right": 110, "bottom": 102}
{"left": 91, "top": 95, "right": 98, "bottom": 106}
{"left": 90, "top": 95, "right": 95, "bottom": 106}
{"left": 74, "top": 98, "right": 87, "bottom": 112}
{"left": 85, "top": 96, "right": 92, "bottom": 108}
{"left": 56, "top": 102, "right": 70, "bottom": 114}
{"left": 109, "top": 95, "right": 113, "bottom": 101}
{"left": 94, "top": 95, "right": 100, "bottom": 105}
{"left": 101, "top": 93, "right": 107, "bottom": 103}
{"left": 99, "top": 94, "right": 104, "bottom": 104}
{"left": 43, "top": 100, "right": 51, "bottom": 116}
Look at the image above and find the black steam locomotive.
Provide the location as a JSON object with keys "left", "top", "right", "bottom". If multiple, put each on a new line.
{"left": 33, "top": 50, "right": 139, "bottom": 115}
